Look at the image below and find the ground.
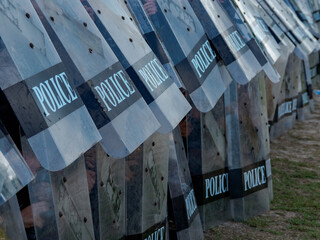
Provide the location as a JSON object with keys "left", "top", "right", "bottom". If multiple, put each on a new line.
{"left": 204, "top": 96, "right": 320, "bottom": 240}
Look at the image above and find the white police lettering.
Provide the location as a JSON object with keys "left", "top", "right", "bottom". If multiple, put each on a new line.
{"left": 94, "top": 70, "right": 135, "bottom": 111}
{"left": 292, "top": 99, "right": 297, "bottom": 111}
{"left": 225, "top": 30, "right": 246, "bottom": 53}
{"left": 32, "top": 72, "right": 78, "bottom": 117}
{"left": 144, "top": 226, "right": 165, "bottom": 240}
{"left": 205, "top": 173, "right": 229, "bottom": 199}
{"left": 185, "top": 189, "right": 197, "bottom": 220}
{"left": 244, "top": 166, "right": 266, "bottom": 191}
{"left": 138, "top": 58, "right": 169, "bottom": 92}
{"left": 278, "top": 101, "right": 292, "bottom": 119}
{"left": 191, "top": 40, "right": 216, "bottom": 78}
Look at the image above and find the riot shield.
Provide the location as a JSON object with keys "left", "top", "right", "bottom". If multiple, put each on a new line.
{"left": 308, "top": 0, "right": 320, "bottom": 36}
{"left": 189, "top": 0, "right": 266, "bottom": 84}
{"left": 0, "top": 122, "right": 33, "bottom": 206}
{"left": 224, "top": 72, "right": 271, "bottom": 221}
{"left": 81, "top": 0, "right": 192, "bottom": 133}
{"left": 132, "top": 0, "right": 231, "bottom": 112}
{"left": 32, "top": 0, "right": 160, "bottom": 158}
{"left": 167, "top": 128, "right": 203, "bottom": 239}
{"left": 126, "top": 132, "right": 169, "bottom": 239}
{"left": 231, "top": 0, "right": 281, "bottom": 66}
{"left": 84, "top": 144, "right": 126, "bottom": 240}
{"left": 21, "top": 135, "right": 96, "bottom": 240}
{"left": 0, "top": 195, "right": 28, "bottom": 240}
{"left": 0, "top": 0, "right": 101, "bottom": 171}
{"left": 185, "top": 96, "right": 231, "bottom": 229}
{"left": 125, "top": 0, "right": 185, "bottom": 89}
{"left": 219, "top": 0, "right": 281, "bottom": 83}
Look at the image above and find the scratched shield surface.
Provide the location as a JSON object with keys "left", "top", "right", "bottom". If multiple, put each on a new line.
{"left": 124, "top": 0, "right": 185, "bottom": 89}
{"left": 33, "top": 0, "right": 160, "bottom": 159}
{"left": 82, "top": 0, "right": 192, "bottom": 134}
{"left": 220, "top": 0, "right": 280, "bottom": 84}
{"left": 167, "top": 128, "right": 204, "bottom": 239}
{"left": 84, "top": 144, "right": 126, "bottom": 240}
{"left": 189, "top": 0, "right": 264, "bottom": 84}
{"left": 135, "top": 0, "right": 230, "bottom": 113}
{"left": 126, "top": 132, "right": 169, "bottom": 239}
{"left": 0, "top": 195, "right": 28, "bottom": 240}
{"left": 224, "top": 73, "right": 271, "bottom": 221}
{"left": 0, "top": 122, "right": 33, "bottom": 206}
{"left": 185, "top": 96, "right": 231, "bottom": 229}
{"left": 0, "top": 0, "right": 101, "bottom": 171}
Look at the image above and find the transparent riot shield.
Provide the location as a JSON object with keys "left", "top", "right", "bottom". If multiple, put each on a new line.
{"left": 224, "top": 72, "right": 271, "bottom": 221}
{"left": 219, "top": 0, "right": 280, "bottom": 83}
{"left": 21, "top": 135, "right": 96, "bottom": 240}
{"left": 309, "top": 50, "right": 320, "bottom": 89}
{"left": 126, "top": 132, "right": 169, "bottom": 239}
{"left": 232, "top": 0, "right": 281, "bottom": 66}
{"left": 32, "top": 0, "right": 160, "bottom": 159}
{"left": 0, "top": 122, "right": 33, "bottom": 206}
{"left": 308, "top": 0, "right": 320, "bottom": 36}
{"left": 130, "top": 0, "right": 231, "bottom": 112}
{"left": 189, "top": 0, "right": 265, "bottom": 84}
{"left": 124, "top": 0, "right": 185, "bottom": 89}
{"left": 0, "top": 0, "right": 101, "bottom": 171}
{"left": 84, "top": 144, "right": 126, "bottom": 240}
{"left": 185, "top": 95, "right": 231, "bottom": 229}
{"left": 0, "top": 195, "right": 28, "bottom": 240}
{"left": 80, "top": 0, "right": 192, "bottom": 133}
{"left": 167, "top": 128, "right": 203, "bottom": 239}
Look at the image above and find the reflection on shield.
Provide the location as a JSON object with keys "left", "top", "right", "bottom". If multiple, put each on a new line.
{"left": 81, "top": 0, "right": 192, "bottom": 134}
{"left": 32, "top": 0, "right": 160, "bottom": 159}
{"left": 0, "top": 195, "right": 28, "bottom": 240}
{"left": 0, "top": 0, "right": 101, "bottom": 171}
{"left": 167, "top": 128, "right": 204, "bottom": 239}
{"left": 132, "top": 0, "right": 230, "bottom": 112}
{"left": 189, "top": 0, "right": 263, "bottom": 84}
{"left": 220, "top": 0, "right": 280, "bottom": 83}
{"left": 225, "top": 71, "right": 272, "bottom": 220}
{"left": 185, "top": 95, "right": 231, "bottom": 229}
{"left": 21, "top": 135, "right": 95, "bottom": 240}
{"left": 126, "top": 132, "right": 169, "bottom": 239}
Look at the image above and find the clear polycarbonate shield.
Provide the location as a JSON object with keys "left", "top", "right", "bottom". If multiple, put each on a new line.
{"left": 0, "top": 0, "right": 101, "bottom": 171}
{"left": 125, "top": 0, "right": 185, "bottom": 89}
{"left": 32, "top": 0, "right": 160, "bottom": 159}
{"left": 219, "top": 0, "right": 280, "bottom": 83}
{"left": 82, "top": 0, "right": 192, "bottom": 133}
{"left": 0, "top": 195, "right": 28, "bottom": 240}
{"left": 232, "top": 0, "right": 281, "bottom": 66}
{"left": 185, "top": 96, "right": 231, "bottom": 229}
{"left": 21, "top": 135, "right": 96, "bottom": 240}
{"left": 84, "top": 144, "right": 126, "bottom": 240}
{"left": 308, "top": 0, "right": 320, "bottom": 35}
{"left": 0, "top": 122, "right": 33, "bottom": 206}
{"left": 262, "top": 0, "right": 318, "bottom": 58}
{"left": 224, "top": 72, "right": 271, "bottom": 221}
{"left": 189, "top": 0, "right": 263, "bottom": 84}
{"left": 126, "top": 132, "right": 169, "bottom": 239}
{"left": 133, "top": 0, "right": 230, "bottom": 113}
{"left": 167, "top": 128, "right": 204, "bottom": 239}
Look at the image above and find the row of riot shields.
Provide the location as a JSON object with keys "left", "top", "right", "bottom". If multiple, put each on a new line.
{"left": 0, "top": 0, "right": 319, "bottom": 239}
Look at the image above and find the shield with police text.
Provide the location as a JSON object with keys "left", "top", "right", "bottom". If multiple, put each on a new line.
{"left": 0, "top": 195, "right": 28, "bottom": 240}
{"left": 0, "top": 122, "right": 33, "bottom": 206}
{"left": 125, "top": 0, "right": 185, "bottom": 89}
{"left": 224, "top": 72, "right": 272, "bottom": 221}
{"left": 167, "top": 128, "right": 204, "bottom": 239}
{"left": 219, "top": 0, "right": 281, "bottom": 83}
{"left": 32, "top": 0, "right": 160, "bottom": 159}
{"left": 185, "top": 95, "right": 232, "bottom": 229}
{"left": 135, "top": 0, "right": 231, "bottom": 113}
{"left": 0, "top": 0, "right": 101, "bottom": 171}
{"left": 82, "top": 0, "right": 192, "bottom": 133}
{"left": 189, "top": 0, "right": 264, "bottom": 84}
{"left": 126, "top": 132, "right": 169, "bottom": 239}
